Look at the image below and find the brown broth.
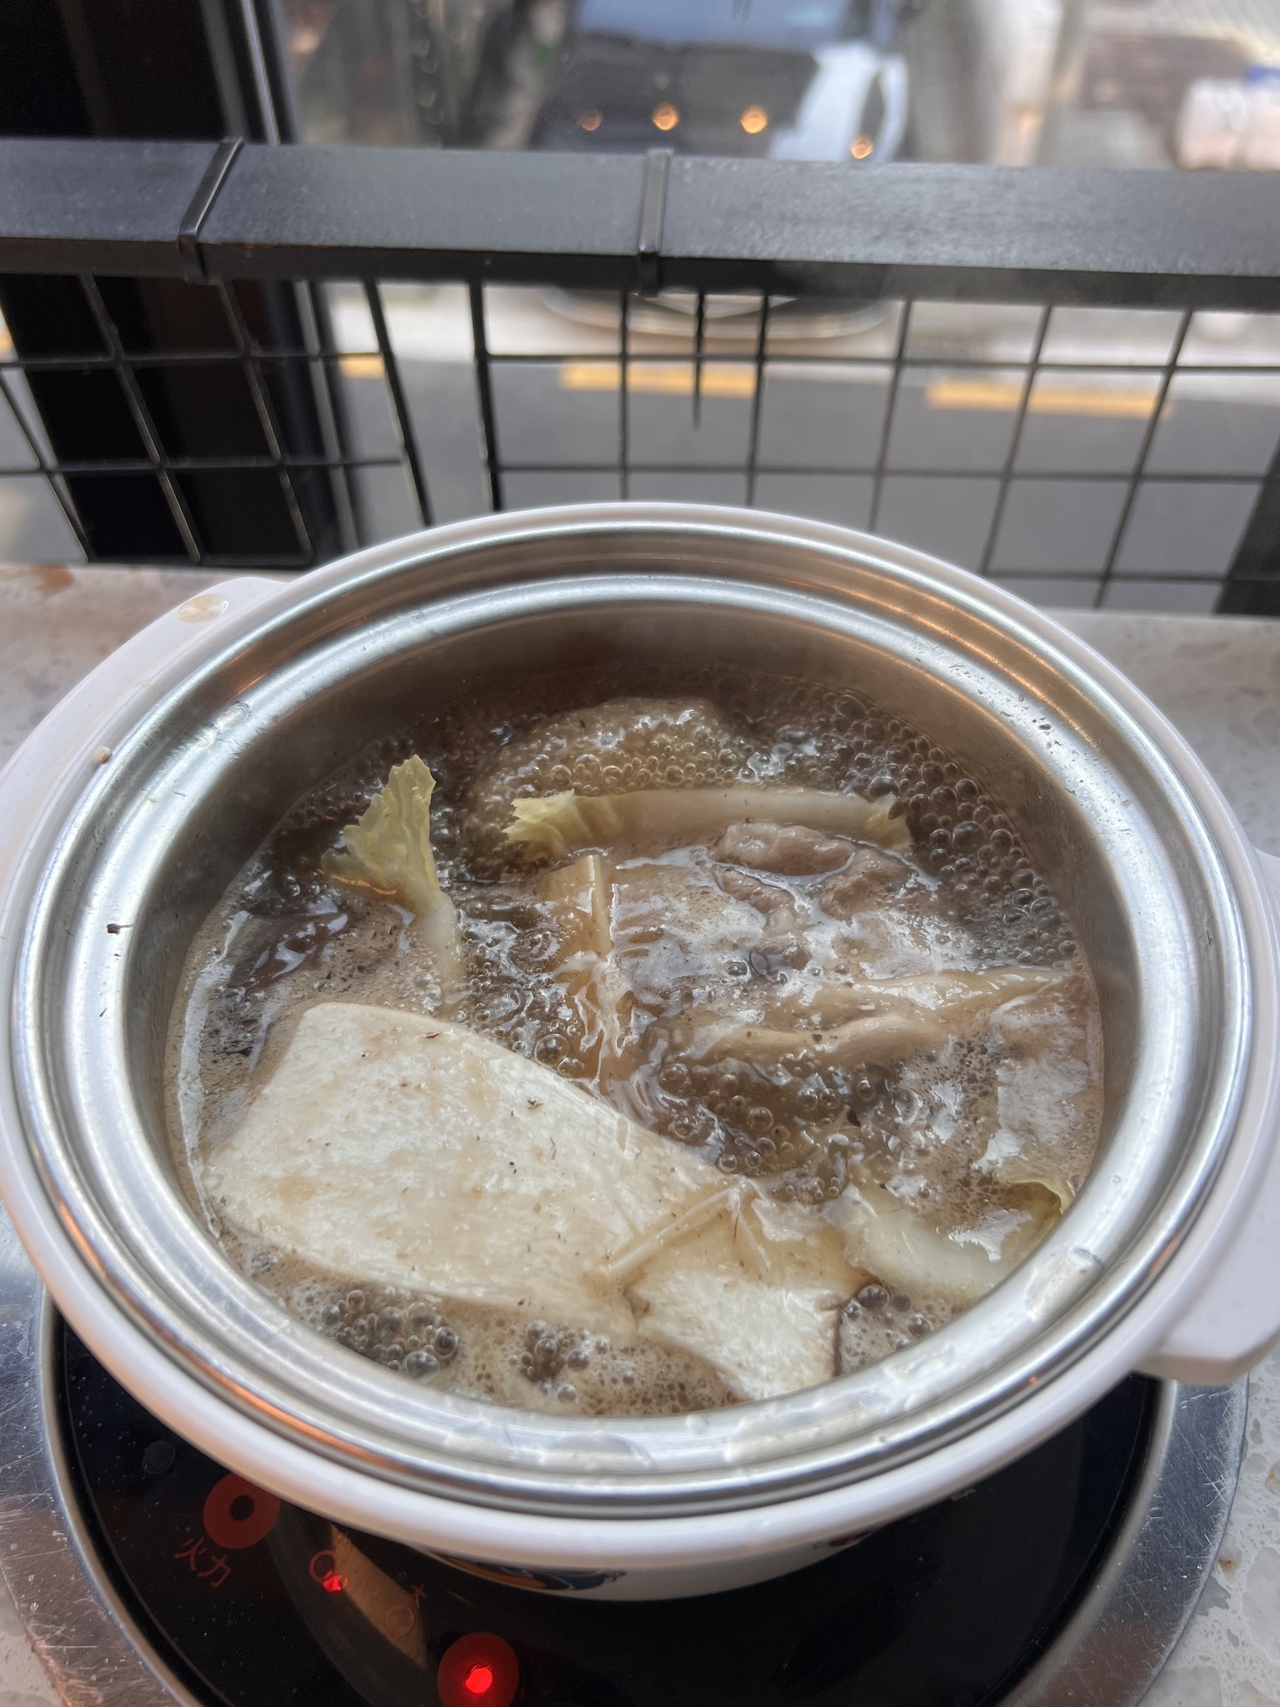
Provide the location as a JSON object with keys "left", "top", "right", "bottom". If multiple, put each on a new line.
{"left": 167, "top": 664, "right": 1102, "bottom": 1415}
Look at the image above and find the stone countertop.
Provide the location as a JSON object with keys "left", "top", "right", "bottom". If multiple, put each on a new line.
{"left": 0, "top": 562, "right": 1278, "bottom": 1707}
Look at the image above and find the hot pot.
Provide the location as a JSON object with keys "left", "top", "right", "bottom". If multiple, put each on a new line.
{"left": 0, "top": 504, "right": 1278, "bottom": 1602}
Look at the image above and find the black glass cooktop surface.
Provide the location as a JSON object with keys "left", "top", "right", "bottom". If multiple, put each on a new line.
{"left": 59, "top": 1325, "right": 1155, "bottom": 1707}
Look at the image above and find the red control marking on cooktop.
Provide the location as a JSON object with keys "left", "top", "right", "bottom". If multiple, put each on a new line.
{"left": 202, "top": 1474, "right": 281, "bottom": 1550}
{"left": 307, "top": 1549, "right": 348, "bottom": 1593}
{"left": 437, "top": 1633, "right": 519, "bottom": 1707}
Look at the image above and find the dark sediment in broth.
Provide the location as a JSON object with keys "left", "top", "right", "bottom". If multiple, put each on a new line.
{"left": 168, "top": 664, "right": 1102, "bottom": 1416}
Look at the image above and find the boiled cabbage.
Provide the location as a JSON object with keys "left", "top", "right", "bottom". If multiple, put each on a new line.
{"left": 321, "top": 756, "right": 463, "bottom": 996}
{"left": 505, "top": 787, "right": 911, "bottom": 864}
{"left": 976, "top": 1129, "right": 1075, "bottom": 1212}
{"left": 540, "top": 851, "right": 612, "bottom": 960}
{"left": 829, "top": 1175, "right": 1054, "bottom": 1309}
{"left": 537, "top": 853, "right": 633, "bottom": 1080}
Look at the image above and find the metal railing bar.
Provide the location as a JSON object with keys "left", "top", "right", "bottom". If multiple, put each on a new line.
{"left": 745, "top": 294, "right": 771, "bottom": 508}
{"left": 215, "top": 287, "right": 291, "bottom": 468}
{"left": 0, "top": 455, "right": 403, "bottom": 477}
{"left": 978, "top": 304, "right": 1052, "bottom": 576}
{"left": 0, "top": 138, "right": 1273, "bottom": 592}
{"left": 8, "top": 140, "right": 1280, "bottom": 311}
{"left": 0, "top": 351, "right": 263, "bottom": 370}
{"left": 482, "top": 351, "right": 1037, "bottom": 370}
{"left": 425, "top": 352, "right": 1280, "bottom": 376}
{"left": 0, "top": 457, "right": 1262, "bottom": 484}
{"left": 236, "top": 0, "right": 284, "bottom": 145}
{"left": 215, "top": 279, "right": 312, "bottom": 558}
{"left": 0, "top": 346, "right": 421, "bottom": 369}
{"left": 619, "top": 287, "right": 630, "bottom": 500}
{"left": 0, "top": 368, "right": 92, "bottom": 558}
{"left": 1093, "top": 308, "right": 1194, "bottom": 608}
{"left": 177, "top": 138, "right": 244, "bottom": 284}
{"left": 365, "top": 280, "right": 433, "bottom": 527}
{"left": 297, "top": 280, "right": 360, "bottom": 552}
{"left": 486, "top": 462, "right": 1265, "bottom": 484}
{"left": 469, "top": 283, "right": 503, "bottom": 511}
{"left": 692, "top": 291, "right": 706, "bottom": 428}
{"left": 993, "top": 571, "right": 1228, "bottom": 583}
{"left": 78, "top": 273, "right": 205, "bottom": 563}
{"left": 1217, "top": 410, "right": 1280, "bottom": 609}
{"left": 7, "top": 348, "right": 1280, "bottom": 379}
{"left": 636, "top": 148, "right": 671, "bottom": 298}
{"left": 868, "top": 301, "right": 911, "bottom": 535}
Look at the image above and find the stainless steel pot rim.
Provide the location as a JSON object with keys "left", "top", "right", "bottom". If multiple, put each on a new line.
{"left": 1, "top": 504, "right": 1273, "bottom": 1520}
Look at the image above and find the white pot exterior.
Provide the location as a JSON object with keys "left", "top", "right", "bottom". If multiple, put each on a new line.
{"left": 1, "top": 510, "right": 1279, "bottom": 1600}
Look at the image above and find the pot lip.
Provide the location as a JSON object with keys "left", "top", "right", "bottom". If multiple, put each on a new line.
{"left": 1, "top": 503, "right": 1277, "bottom": 1532}
{"left": 7, "top": 1128, "right": 1261, "bottom": 1573}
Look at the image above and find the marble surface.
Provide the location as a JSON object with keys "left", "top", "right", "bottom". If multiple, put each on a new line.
{"left": 0, "top": 562, "right": 1279, "bottom": 1705}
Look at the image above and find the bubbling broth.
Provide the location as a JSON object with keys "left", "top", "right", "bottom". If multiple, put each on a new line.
{"left": 169, "top": 664, "right": 1102, "bottom": 1417}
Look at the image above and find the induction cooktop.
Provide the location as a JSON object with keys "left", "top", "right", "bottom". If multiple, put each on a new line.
{"left": 0, "top": 1214, "right": 1245, "bottom": 1707}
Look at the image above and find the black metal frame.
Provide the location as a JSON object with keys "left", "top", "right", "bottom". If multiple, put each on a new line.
{"left": 6, "top": 140, "right": 1280, "bottom": 302}
{"left": 1, "top": 137, "right": 1278, "bottom": 607}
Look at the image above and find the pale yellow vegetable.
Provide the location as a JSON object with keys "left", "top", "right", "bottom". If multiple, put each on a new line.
{"left": 505, "top": 787, "right": 911, "bottom": 864}
{"left": 321, "top": 756, "right": 463, "bottom": 997}
{"left": 989, "top": 978, "right": 1101, "bottom": 1197}
{"left": 537, "top": 854, "right": 632, "bottom": 1079}
{"left": 976, "top": 1129, "right": 1075, "bottom": 1211}
{"left": 829, "top": 1175, "right": 1056, "bottom": 1309}
{"left": 540, "top": 852, "right": 612, "bottom": 960}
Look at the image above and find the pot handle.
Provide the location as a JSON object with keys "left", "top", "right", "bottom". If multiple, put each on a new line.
{"left": 1140, "top": 847, "right": 1280, "bottom": 1385}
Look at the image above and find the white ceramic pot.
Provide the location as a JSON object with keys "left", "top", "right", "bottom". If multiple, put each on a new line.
{"left": 1, "top": 505, "right": 1278, "bottom": 1601}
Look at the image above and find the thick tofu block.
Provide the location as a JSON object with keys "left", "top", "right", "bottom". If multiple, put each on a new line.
{"left": 203, "top": 1002, "right": 857, "bottom": 1400}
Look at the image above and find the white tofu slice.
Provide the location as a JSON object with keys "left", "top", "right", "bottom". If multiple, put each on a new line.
{"left": 631, "top": 1210, "right": 853, "bottom": 1401}
{"left": 201, "top": 1002, "right": 858, "bottom": 1400}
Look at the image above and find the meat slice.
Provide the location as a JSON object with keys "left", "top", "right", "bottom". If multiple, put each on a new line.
{"left": 202, "top": 1002, "right": 859, "bottom": 1401}
{"left": 675, "top": 968, "right": 1061, "bottom": 1071}
{"left": 712, "top": 820, "right": 853, "bottom": 877}
{"left": 711, "top": 862, "right": 796, "bottom": 922}
{"left": 818, "top": 848, "right": 913, "bottom": 919}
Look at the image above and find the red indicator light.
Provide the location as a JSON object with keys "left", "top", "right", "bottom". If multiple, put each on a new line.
{"left": 308, "top": 1549, "right": 347, "bottom": 1594}
{"left": 437, "top": 1633, "right": 519, "bottom": 1707}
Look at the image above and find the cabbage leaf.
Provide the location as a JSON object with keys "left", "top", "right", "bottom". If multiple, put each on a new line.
{"left": 977, "top": 1129, "right": 1075, "bottom": 1211}
{"left": 321, "top": 755, "right": 463, "bottom": 996}
{"left": 829, "top": 1175, "right": 1057, "bottom": 1309}
{"left": 538, "top": 853, "right": 633, "bottom": 1079}
{"left": 505, "top": 786, "right": 912, "bottom": 864}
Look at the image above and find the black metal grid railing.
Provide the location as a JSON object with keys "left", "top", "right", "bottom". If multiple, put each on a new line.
{"left": 0, "top": 137, "right": 1277, "bottom": 613}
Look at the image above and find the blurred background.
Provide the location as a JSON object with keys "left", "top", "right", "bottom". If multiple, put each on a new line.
{"left": 273, "top": 0, "right": 1280, "bottom": 171}
{"left": 1, "top": 0, "right": 1279, "bottom": 611}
